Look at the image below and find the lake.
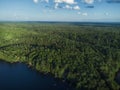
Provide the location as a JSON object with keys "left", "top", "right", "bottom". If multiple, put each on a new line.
{"left": 0, "top": 61, "right": 73, "bottom": 90}
{"left": 115, "top": 70, "right": 120, "bottom": 85}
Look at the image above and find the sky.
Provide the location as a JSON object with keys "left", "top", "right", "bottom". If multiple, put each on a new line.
{"left": 0, "top": 0, "right": 120, "bottom": 22}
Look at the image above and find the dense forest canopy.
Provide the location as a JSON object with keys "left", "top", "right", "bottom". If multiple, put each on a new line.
{"left": 0, "top": 22, "right": 120, "bottom": 90}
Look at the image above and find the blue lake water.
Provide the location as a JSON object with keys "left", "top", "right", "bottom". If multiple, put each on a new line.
{"left": 0, "top": 61, "right": 73, "bottom": 90}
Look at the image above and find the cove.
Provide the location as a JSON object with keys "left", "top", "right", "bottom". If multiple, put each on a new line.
{"left": 0, "top": 61, "right": 73, "bottom": 90}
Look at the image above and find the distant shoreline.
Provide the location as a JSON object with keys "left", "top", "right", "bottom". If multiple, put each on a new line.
{"left": 0, "top": 21, "right": 120, "bottom": 23}
{"left": 0, "top": 21, "right": 120, "bottom": 27}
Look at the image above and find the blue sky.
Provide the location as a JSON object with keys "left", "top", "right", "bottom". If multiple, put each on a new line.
{"left": 0, "top": 0, "right": 120, "bottom": 22}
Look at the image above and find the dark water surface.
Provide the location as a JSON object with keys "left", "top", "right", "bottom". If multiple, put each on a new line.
{"left": 0, "top": 61, "right": 73, "bottom": 90}
{"left": 115, "top": 70, "right": 120, "bottom": 85}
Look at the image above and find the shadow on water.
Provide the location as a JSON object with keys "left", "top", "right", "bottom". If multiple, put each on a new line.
{"left": 0, "top": 60, "right": 74, "bottom": 90}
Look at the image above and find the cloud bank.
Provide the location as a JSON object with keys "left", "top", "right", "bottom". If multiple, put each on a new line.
{"left": 32, "top": 0, "right": 120, "bottom": 17}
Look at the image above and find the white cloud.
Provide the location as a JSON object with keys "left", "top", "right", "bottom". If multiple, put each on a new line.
{"left": 54, "top": 0, "right": 77, "bottom": 4}
{"left": 78, "top": 12, "right": 81, "bottom": 14}
{"left": 73, "top": 5, "right": 80, "bottom": 10}
{"left": 55, "top": 3, "right": 59, "bottom": 9}
{"left": 84, "top": 0, "right": 94, "bottom": 4}
{"left": 64, "top": 5, "right": 80, "bottom": 10}
{"left": 54, "top": 0, "right": 62, "bottom": 3}
{"left": 82, "top": 12, "right": 88, "bottom": 16}
{"left": 64, "top": 5, "right": 72, "bottom": 9}
{"left": 64, "top": 0, "right": 77, "bottom": 4}
{"left": 33, "top": 0, "right": 39, "bottom": 3}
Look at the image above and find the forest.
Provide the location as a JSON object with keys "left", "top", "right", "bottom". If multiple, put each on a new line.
{"left": 0, "top": 22, "right": 120, "bottom": 90}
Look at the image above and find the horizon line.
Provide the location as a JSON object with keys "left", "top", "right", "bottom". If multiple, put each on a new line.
{"left": 0, "top": 20, "right": 120, "bottom": 23}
